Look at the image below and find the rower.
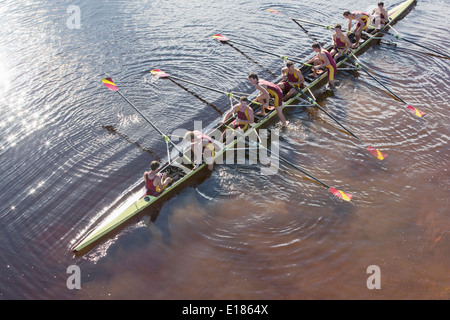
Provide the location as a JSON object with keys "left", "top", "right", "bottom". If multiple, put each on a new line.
{"left": 306, "top": 43, "right": 337, "bottom": 90}
{"left": 248, "top": 72, "right": 287, "bottom": 126}
{"left": 220, "top": 95, "right": 254, "bottom": 129}
{"left": 219, "top": 96, "right": 254, "bottom": 143}
{"left": 343, "top": 10, "right": 370, "bottom": 48}
{"left": 329, "top": 24, "right": 351, "bottom": 61}
{"left": 371, "top": 2, "right": 388, "bottom": 29}
{"left": 277, "top": 61, "right": 305, "bottom": 101}
{"left": 184, "top": 130, "right": 215, "bottom": 171}
{"left": 144, "top": 161, "right": 173, "bottom": 196}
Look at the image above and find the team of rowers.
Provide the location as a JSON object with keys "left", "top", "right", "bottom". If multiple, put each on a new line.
{"left": 143, "top": 2, "right": 389, "bottom": 196}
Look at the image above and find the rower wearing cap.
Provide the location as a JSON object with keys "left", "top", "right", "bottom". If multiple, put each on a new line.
{"left": 330, "top": 24, "right": 351, "bottom": 61}
{"left": 371, "top": 2, "right": 388, "bottom": 29}
{"left": 343, "top": 10, "right": 370, "bottom": 48}
{"left": 184, "top": 130, "right": 215, "bottom": 171}
{"left": 277, "top": 61, "right": 305, "bottom": 101}
{"left": 248, "top": 73, "right": 287, "bottom": 126}
{"left": 306, "top": 43, "right": 337, "bottom": 90}
{"left": 144, "top": 161, "right": 173, "bottom": 196}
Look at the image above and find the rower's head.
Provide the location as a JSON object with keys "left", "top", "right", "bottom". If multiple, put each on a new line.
{"left": 240, "top": 96, "right": 249, "bottom": 106}
{"left": 311, "top": 42, "right": 322, "bottom": 52}
{"left": 378, "top": 1, "right": 384, "bottom": 8}
{"left": 184, "top": 131, "right": 196, "bottom": 143}
{"left": 334, "top": 23, "right": 342, "bottom": 33}
{"left": 150, "top": 161, "right": 160, "bottom": 171}
{"left": 248, "top": 72, "right": 259, "bottom": 85}
{"left": 286, "top": 61, "right": 295, "bottom": 72}
{"left": 343, "top": 10, "right": 352, "bottom": 18}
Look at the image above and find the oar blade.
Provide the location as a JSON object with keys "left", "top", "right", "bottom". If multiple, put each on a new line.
{"left": 329, "top": 187, "right": 353, "bottom": 202}
{"left": 407, "top": 105, "right": 426, "bottom": 117}
{"left": 366, "top": 146, "right": 387, "bottom": 160}
{"left": 150, "top": 69, "right": 170, "bottom": 78}
{"left": 267, "top": 8, "right": 280, "bottom": 14}
{"left": 212, "top": 33, "right": 229, "bottom": 42}
{"left": 102, "top": 78, "right": 118, "bottom": 91}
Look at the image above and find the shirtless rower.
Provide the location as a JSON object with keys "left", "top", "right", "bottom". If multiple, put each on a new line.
{"left": 248, "top": 73, "right": 287, "bottom": 126}
{"left": 277, "top": 61, "right": 305, "bottom": 101}
{"left": 306, "top": 43, "right": 337, "bottom": 90}
{"left": 329, "top": 24, "right": 351, "bottom": 61}
{"left": 343, "top": 10, "right": 370, "bottom": 48}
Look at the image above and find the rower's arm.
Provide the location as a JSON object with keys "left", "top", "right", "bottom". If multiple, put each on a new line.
{"left": 306, "top": 56, "right": 316, "bottom": 64}
{"left": 348, "top": 18, "right": 353, "bottom": 32}
{"left": 296, "top": 71, "right": 305, "bottom": 84}
{"left": 382, "top": 9, "right": 388, "bottom": 23}
{"left": 343, "top": 35, "right": 352, "bottom": 49}
{"left": 256, "top": 84, "right": 270, "bottom": 107}
{"left": 316, "top": 53, "right": 330, "bottom": 68}
{"left": 220, "top": 105, "right": 238, "bottom": 124}
{"left": 355, "top": 16, "right": 364, "bottom": 30}
{"left": 281, "top": 67, "right": 288, "bottom": 79}
{"left": 288, "top": 73, "right": 304, "bottom": 86}
{"left": 155, "top": 174, "right": 163, "bottom": 190}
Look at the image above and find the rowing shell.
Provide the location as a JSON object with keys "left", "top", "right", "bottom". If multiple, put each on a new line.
{"left": 71, "top": 0, "right": 417, "bottom": 253}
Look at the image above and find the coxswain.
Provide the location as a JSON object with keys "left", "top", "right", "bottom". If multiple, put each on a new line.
{"left": 343, "top": 10, "right": 370, "bottom": 48}
{"left": 306, "top": 43, "right": 337, "bottom": 90}
{"left": 144, "top": 161, "right": 173, "bottom": 196}
{"left": 277, "top": 61, "right": 305, "bottom": 101}
{"left": 329, "top": 24, "right": 351, "bottom": 61}
{"left": 184, "top": 130, "right": 215, "bottom": 171}
{"left": 371, "top": 2, "right": 388, "bottom": 29}
{"left": 248, "top": 73, "right": 287, "bottom": 126}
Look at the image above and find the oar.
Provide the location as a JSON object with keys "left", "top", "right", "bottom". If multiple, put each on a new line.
{"left": 150, "top": 72, "right": 223, "bottom": 115}
{"left": 225, "top": 124, "right": 353, "bottom": 201}
{"left": 378, "top": 30, "right": 450, "bottom": 59}
{"left": 102, "top": 125, "right": 163, "bottom": 160}
{"left": 150, "top": 69, "right": 234, "bottom": 98}
{"left": 290, "top": 18, "right": 326, "bottom": 46}
{"left": 151, "top": 69, "right": 270, "bottom": 110}
{"left": 212, "top": 34, "right": 313, "bottom": 67}
{"left": 101, "top": 77, "right": 193, "bottom": 164}
{"left": 343, "top": 52, "right": 426, "bottom": 117}
{"left": 265, "top": 8, "right": 325, "bottom": 46}
{"left": 290, "top": 18, "right": 332, "bottom": 30}
{"left": 292, "top": 86, "right": 387, "bottom": 160}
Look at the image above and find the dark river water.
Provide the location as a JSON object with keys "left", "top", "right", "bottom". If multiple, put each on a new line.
{"left": 0, "top": 0, "right": 448, "bottom": 300}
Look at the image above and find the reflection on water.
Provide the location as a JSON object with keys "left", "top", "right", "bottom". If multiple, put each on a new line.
{"left": 0, "top": 0, "right": 448, "bottom": 299}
